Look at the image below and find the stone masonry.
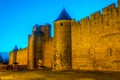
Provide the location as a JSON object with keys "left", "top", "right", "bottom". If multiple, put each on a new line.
{"left": 9, "top": 0, "right": 120, "bottom": 72}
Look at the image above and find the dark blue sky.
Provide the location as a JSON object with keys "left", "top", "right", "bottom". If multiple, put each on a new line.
{"left": 0, "top": 0, "right": 118, "bottom": 53}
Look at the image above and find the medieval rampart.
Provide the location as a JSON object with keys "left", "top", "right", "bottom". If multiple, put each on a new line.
{"left": 16, "top": 47, "right": 28, "bottom": 65}
{"left": 71, "top": 2, "right": 120, "bottom": 71}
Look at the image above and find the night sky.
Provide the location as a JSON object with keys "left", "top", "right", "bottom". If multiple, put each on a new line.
{"left": 0, "top": 0, "right": 118, "bottom": 56}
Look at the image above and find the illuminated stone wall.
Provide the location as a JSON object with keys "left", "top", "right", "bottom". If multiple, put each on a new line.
{"left": 71, "top": 2, "right": 120, "bottom": 71}
{"left": 42, "top": 38, "right": 54, "bottom": 68}
{"left": 28, "top": 33, "right": 35, "bottom": 69}
{"left": 35, "top": 25, "right": 51, "bottom": 68}
{"left": 9, "top": 0, "right": 120, "bottom": 72}
{"left": 9, "top": 52, "right": 17, "bottom": 65}
{"left": 53, "top": 20, "right": 71, "bottom": 71}
{"left": 27, "top": 24, "right": 53, "bottom": 69}
{"left": 16, "top": 47, "right": 28, "bottom": 65}
{"left": 38, "top": 25, "right": 54, "bottom": 68}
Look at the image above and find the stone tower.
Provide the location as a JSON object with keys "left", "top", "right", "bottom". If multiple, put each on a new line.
{"left": 28, "top": 27, "right": 36, "bottom": 69}
{"left": 28, "top": 24, "right": 51, "bottom": 69}
{"left": 53, "top": 8, "right": 72, "bottom": 71}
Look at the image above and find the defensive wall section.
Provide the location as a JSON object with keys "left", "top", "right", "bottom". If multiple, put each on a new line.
{"left": 9, "top": 0, "right": 120, "bottom": 72}
{"left": 16, "top": 47, "right": 28, "bottom": 65}
{"left": 71, "top": 2, "right": 120, "bottom": 71}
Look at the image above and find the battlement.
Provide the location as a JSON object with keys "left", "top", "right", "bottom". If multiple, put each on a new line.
{"left": 102, "top": 3, "right": 117, "bottom": 14}
{"left": 18, "top": 47, "right": 28, "bottom": 51}
{"left": 9, "top": 0, "right": 120, "bottom": 72}
{"left": 80, "top": 16, "right": 89, "bottom": 26}
{"left": 71, "top": 0, "right": 120, "bottom": 71}
{"left": 90, "top": 11, "right": 101, "bottom": 20}
{"left": 72, "top": 1, "right": 118, "bottom": 30}
{"left": 32, "top": 24, "right": 51, "bottom": 38}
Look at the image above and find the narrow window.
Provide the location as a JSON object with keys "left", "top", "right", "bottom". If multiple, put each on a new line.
{"left": 60, "top": 23, "right": 63, "bottom": 26}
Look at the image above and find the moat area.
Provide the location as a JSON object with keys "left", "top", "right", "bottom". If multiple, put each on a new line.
{"left": 0, "top": 69, "right": 120, "bottom": 80}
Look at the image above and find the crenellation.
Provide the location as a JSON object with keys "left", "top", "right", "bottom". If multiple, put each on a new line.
{"left": 80, "top": 16, "right": 90, "bottom": 37}
{"left": 71, "top": 0, "right": 120, "bottom": 71}
{"left": 9, "top": 0, "right": 120, "bottom": 72}
{"left": 102, "top": 3, "right": 116, "bottom": 15}
{"left": 71, "top": 20, "right": 81, "bottom": 29}
{"left": 90, "top": 11, "right": 101, "bottom": 20}
{"left": 80, "top": 16, "right": 89, "bottom": 26}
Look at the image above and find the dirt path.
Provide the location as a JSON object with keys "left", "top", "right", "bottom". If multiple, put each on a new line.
{"left": 0, "top": 70, "right": 120, "bottom": 80}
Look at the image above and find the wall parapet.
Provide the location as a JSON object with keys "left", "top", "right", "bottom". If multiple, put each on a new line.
{"left": 72, "top": 1, "right": 118, "bottom": 30}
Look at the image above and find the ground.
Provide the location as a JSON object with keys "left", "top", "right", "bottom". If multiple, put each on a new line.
{"left": 0, "top": 69, "right": 120, "bottom": 80}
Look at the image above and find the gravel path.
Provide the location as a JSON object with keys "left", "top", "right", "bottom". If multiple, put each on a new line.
{"left": 0, "top": 70, "right": 120, "bottom": 80}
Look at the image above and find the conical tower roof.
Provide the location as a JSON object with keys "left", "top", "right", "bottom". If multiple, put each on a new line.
{"left": 55, "top": 8, "right": 72, "bottom": 21}
{"left": 0, "top": 55, "right": 3, "bottom": 62}
{"left": 12, "top": 45, "right": 19, "bottom": 52}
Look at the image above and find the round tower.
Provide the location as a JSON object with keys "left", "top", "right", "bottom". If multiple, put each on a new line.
{"left": 28, "top": 26, "right": 36, "bottom": 70}
{"left": 53, "top": 8, "right": 72, "bottom": 71}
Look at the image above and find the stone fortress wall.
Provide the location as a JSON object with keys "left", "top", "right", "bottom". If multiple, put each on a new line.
{"left": 16, "top": 47, "right": 28, "bottom": 65}
{"left": 9, "top": 24, "right": 54, "bottom": 69}
{"left": 27, "top": 24, "right": 54, "bottom": 69}
{"left": 9, "top": 51, "right": 16, "bottom": 65}
{"left": 71, "top": 2, "right": 120, "bottom": 71}
{"left": 9, "top": 47, "right": 28, "bottom": 65}
{"left": 9, "top": 0, "right": 120, "bottom": 72}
